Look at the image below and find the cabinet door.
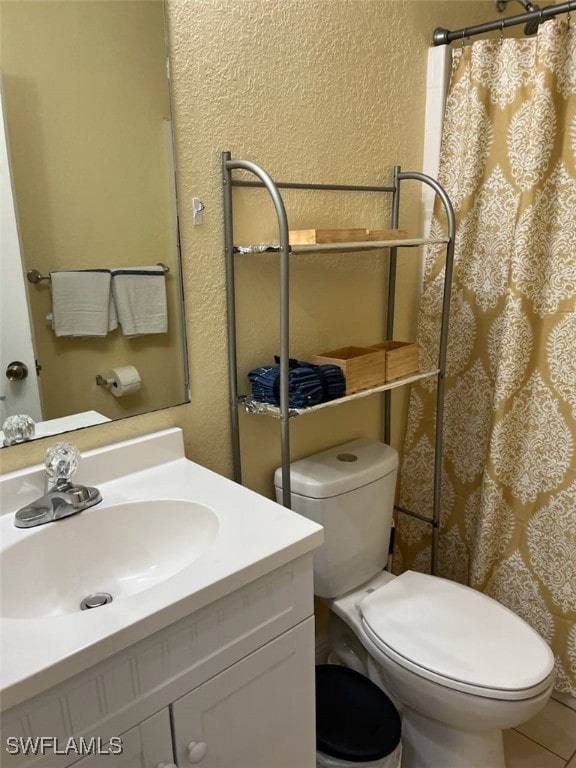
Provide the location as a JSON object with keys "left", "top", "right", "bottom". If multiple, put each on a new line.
{"left": 171, "top": 618, "right": 316, "bottom": 768}
{"left": 71, "top": 708, "right": 174, "bottom": 768}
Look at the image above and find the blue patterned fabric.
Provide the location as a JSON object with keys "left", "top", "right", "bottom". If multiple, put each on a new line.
{"left": 248, "top": 358, "right": 345, "bottom": 408}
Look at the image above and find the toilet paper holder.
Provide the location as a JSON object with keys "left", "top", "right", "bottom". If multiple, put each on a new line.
{"left": 95, "top": 374, "right": 115, "bottom": 388}
{"left": 95, "top": 366, "right": 141, "bottom": 397}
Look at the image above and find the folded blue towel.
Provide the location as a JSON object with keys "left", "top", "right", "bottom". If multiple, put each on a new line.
{"left": 248, "top": 358, "right": 345, "bottom": 408}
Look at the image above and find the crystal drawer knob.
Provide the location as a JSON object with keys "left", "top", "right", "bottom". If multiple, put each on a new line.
{"left": 187, "top": 741, "right": 208, "bottom": 763}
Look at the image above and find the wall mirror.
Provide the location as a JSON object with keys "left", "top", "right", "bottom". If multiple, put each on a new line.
{"left": 0, "top": 0, "right": 189, "bottom": 447}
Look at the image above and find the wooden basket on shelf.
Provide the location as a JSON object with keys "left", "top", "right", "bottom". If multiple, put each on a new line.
{"left": 311, "top": 346, "right": 386, "bottom": 394}
{"left": 288, "top": 229, "right": 368, "bottom": 244}
{"left": 369, "top": 341, "right": 420, "bottom": 381}
{"left": 288, "top": 228, "right": 410, "bottom": 244}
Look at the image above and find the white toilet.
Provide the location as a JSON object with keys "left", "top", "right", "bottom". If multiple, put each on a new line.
{"left": 275, "top": 438, "right": 556, "bottom": 768}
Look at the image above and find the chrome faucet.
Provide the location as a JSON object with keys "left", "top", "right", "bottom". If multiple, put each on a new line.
{"left": 14, "top": 442, "right": 102, "bottom": 528}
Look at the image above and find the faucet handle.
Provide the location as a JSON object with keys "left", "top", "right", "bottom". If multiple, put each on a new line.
{"left": 46, "top": 442, "right": 81, "bottom": 485}
{"left": 2, "top": 414, "right": 35, "bottom": 446}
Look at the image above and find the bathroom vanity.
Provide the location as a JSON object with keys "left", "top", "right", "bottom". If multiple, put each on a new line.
{"left": 0, "top": 429, "right": 323, "bottom": 767}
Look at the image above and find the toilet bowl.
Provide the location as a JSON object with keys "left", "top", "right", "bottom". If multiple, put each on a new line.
{"left": 328, "top": 570, "right": 555, "bottom": 768}
{"left": 275, "top": 438, "right": 556, "bottom": 768}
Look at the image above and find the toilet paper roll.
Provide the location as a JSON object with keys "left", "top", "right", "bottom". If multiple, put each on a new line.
{"left": 106, "top": 365, "right": 141, "bottom": 397}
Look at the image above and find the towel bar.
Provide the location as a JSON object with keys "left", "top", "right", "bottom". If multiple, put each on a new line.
{"left": 27, "top": 263, "right": 170, "bottom": 284}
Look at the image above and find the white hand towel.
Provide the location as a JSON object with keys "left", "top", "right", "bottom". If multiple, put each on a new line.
{"left": 111, "top": 266, "right": 168, "bottom": 336}
{"left": 50, "top": 270, "right": 117, "bottom": 337}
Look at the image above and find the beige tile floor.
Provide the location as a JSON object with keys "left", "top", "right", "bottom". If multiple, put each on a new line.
{"left": 503, "top": 697, "right": 576, "bottom": 767}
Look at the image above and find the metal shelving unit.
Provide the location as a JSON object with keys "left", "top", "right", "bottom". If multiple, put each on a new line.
{"left": 222, "top": 151, "right": 455, "bottom": 574}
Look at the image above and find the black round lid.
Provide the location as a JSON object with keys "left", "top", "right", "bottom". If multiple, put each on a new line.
{"left": 315, "top": 664, "right": 401, "bottom": 762}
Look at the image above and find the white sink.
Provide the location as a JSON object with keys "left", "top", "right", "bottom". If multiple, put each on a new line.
{"left": 0, "top": 499, "right": 219, "bottom": 618}
{"left": 0, "top": 428, "right": 323, "bottom": 711}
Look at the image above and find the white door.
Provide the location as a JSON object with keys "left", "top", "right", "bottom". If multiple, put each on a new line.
{"left": 171, "top": 618, "right": 317, "bottom": 768}
{"left": 71, "top": 708, "right": 175, "bottom": 768}
{"left": 0, "top": 86, "right": 42, "bottom": 423}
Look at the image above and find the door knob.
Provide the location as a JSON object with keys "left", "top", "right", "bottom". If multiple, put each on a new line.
{"left": 6, "top": 361, "right": 28, "bottom": 381}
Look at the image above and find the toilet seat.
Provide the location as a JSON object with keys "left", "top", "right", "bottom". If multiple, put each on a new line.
{"left": 358, "top": 571, "right": 555, "bottom": 701}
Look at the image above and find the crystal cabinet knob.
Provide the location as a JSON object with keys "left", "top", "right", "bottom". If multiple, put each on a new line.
{"left": 2, "top": 414, "right": 35, "bottom": 446}
{"left": 45, "top": 441, "right": 80, "bottom": 484}
{"left": 187, "top": 741, "right": 208, "bottom": 763}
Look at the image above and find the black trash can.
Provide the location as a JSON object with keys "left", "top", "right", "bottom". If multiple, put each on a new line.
{"left": 315, "top": 665, "right": 402, "bottom": 768}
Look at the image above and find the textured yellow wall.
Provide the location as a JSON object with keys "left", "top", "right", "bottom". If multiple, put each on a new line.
{"left": 1, "top": 0, "right": 498, "bottom": 490}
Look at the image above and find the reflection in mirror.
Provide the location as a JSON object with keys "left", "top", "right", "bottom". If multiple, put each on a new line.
{"left": 0, "top": 0, "right": 189, "bottom": 447}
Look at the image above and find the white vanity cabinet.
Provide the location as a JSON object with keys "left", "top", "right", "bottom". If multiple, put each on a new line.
{"left": 72, "top": 709, "right": 174, "bottom": 768}
{"left": 1, "top": 556, "right": 317, "bottom": 768}
{"left": 171, "top": 620, "right": 315, "bottom": 768}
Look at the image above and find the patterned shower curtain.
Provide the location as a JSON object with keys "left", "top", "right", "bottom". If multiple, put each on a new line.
{"left": 396, "top": 18, "right": 576, "bottom": 695}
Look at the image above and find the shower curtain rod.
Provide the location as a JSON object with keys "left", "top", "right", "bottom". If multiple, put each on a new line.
{"left": 433, "top": 0, "right": 575, "bottom": 45}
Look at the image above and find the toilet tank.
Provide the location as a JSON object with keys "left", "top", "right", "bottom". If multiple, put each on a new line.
{"left": 274, "top": 438, "right": 398, "bottom": 598}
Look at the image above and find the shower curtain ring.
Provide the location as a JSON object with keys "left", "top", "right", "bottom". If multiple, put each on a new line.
{"left": 500, "top": 20, "right": 505, "bottom": 41}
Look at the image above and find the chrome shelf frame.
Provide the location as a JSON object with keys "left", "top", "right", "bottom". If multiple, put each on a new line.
{"left": 222, "top": 152, "right": 455, "bottom": 574}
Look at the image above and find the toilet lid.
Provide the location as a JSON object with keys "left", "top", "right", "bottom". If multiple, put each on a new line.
{"left": 359, "top": 571, "right": 555, "bottom": 699}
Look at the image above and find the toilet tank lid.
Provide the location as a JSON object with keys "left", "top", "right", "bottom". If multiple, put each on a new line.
{"left": 274, "top": 438, "right": 398, "bottom": 499}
